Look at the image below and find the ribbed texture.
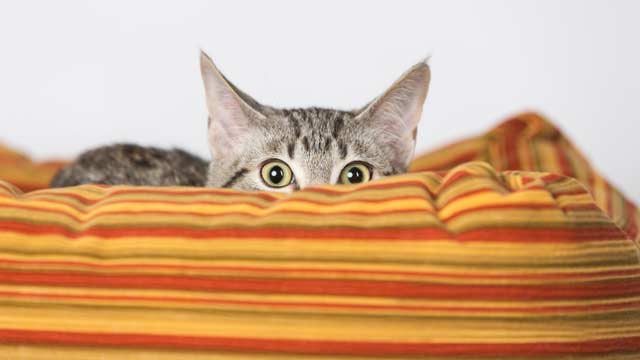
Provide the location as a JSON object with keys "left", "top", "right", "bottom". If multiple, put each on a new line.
{"left": 0, "top": 160, "right": 639, "bottom": 358}
{"left": 0, "top": 112, "right": 638, "bottom": 358}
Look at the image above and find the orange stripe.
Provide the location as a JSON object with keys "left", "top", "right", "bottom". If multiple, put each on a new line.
{"left": 1, "top": 257, "right": 638, "bottom": 280}
{"left": 0, "top": 329, "right": 638, "bottom": 356}
{"left": 0, "top": 220, "right": 627, "bottom": 242}
{"left": 541, "top": 173, "right": 566, "bottom": 183}
{"left": 1, "top": 270, "right": 640, "bottom": 300}
{"left": 31, "top": 188, "right": 279, "bottom": 205}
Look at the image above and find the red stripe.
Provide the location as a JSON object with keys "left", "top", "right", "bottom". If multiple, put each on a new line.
{"left": 0, "top": 220, "right": 627, "bottom": 242}
{"left": 456, "top": 226, "right": 627, "bottom": 242}
{"left": 1, "top": 270, "right": 639, "bottom": 300}
{"left": 99, "top": 187, "right": 281, "bottom": 201}
{"left": 541, "top": 173, "right": 567, "bottom": 183}
{"left": 625, "top": 201, "right": 638, "bottom": 240}
{"left": 561, "top": 204, "right": 603, "bottom": 211}
{"left": 6, "top": 183, "right": 50, "bottom": 193}
{"left": 0, "top": 221, "right": 448, "bottom": 240}
{"left": 0, "top": 329, "right": 638, "bottom": 356}
{"left": 605, "top": 182, "right": 614, "bottom": 217}
{"left": 547, "top": 188, "right": 591, "bottom": 197}
{"left": 2, "top": 257, "right": 638, "bottom": 281}
{"left": 22, "top": 195, "right": 275, "bottom": 210}
{"left": 523, "top": 127, "right": 537, "bottom": 170}
{"left": 553, "top": 138, "right": 574, "bottom": 176}
{"left": 501, "top": 117, "right": 528, "bottom": 170}
{"left": 439, "top": 169, "right": 471, "bottom": 189}
{"left": 38, "top": 194, "right": 437, "bottom": 209}
{"left": 44, "top": 188, "right": 280, "bottom": 205}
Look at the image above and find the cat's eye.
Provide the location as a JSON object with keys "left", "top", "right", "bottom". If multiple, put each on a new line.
{"left": 260, "top": 159, "right": 294, "bottom": 188}
{"left": 339, "top": 162, "right": 372, "bottom": 185}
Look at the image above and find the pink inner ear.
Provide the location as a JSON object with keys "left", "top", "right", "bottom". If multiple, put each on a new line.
{"left": 372, "top": 93, "right": 424, "bottom": 141}
{"left": 208, "top": 107, "right": 251, "bottom": 158}
{"left": 204, "top": 74, "right": 255, "bottom": 158}
{"left": 363, "top": 66, "right": 429, "bottom": 168}
{"left": 365, "top": 64, "right": 429, "bottom": 139}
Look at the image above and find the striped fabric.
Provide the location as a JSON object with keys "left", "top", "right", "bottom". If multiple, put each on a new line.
{"left": 0, "top": 162, "right": 639, "bottom": 358}
{"left": 0, "top": 144, "right": 65, "bottom": 193}
{"left": 411, "top": 112, "right": 639, "bottom": 245}
{"left": 0, "top": 112, "right": 638, "bottom": 358}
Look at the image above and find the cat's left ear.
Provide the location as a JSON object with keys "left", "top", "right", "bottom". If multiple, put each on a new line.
{"left": 355, "top": 60, "right": 430, "bottom": 169}
{"left": 200, "top": 50, "right": 269, "bottom": 160}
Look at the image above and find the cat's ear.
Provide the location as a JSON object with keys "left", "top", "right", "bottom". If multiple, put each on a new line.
{"left": 200, "top": 50, "right": 266, "bottom": 158}
{"left": 355, "top": 60, "right": 430, "bottom": 169}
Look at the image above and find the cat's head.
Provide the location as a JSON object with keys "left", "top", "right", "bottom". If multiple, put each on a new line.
{"left": 200, "top": 51, "right": 430, "bottom": 192}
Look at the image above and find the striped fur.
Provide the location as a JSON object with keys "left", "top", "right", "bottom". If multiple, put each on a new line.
{"left": 201, "top": 51, "right": 430, "bottom": 191}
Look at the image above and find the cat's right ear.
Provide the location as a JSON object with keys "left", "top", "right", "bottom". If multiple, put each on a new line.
{"left": 354, "top": 60, "right": 430, "bottom": 170}
{"left": 200, "top": 50, "right": 266, "bottom": 159}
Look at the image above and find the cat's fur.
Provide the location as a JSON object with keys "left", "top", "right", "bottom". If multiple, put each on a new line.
{"left": 49, "top": 144, "right": 208, "bottom": 187}
{"left": 51, "top": 51, "right": 430, "bottom": 191}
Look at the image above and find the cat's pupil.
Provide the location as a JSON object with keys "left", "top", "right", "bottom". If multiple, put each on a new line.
{"left": 269, "top": 166, "right": 285, "bottom": 184}
{"left": 347, "top": 167, "right": 363, "bottom": 183}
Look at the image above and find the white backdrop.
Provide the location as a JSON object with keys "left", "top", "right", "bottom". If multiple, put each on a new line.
{"left": 1, "top": 0, "right": 638, "bottom": 201}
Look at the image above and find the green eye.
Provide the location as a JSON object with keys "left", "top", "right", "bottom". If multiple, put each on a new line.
{"left": 339, "top": 162, "right": 372, "bottom": 185}
{"left": 260, "top": 160, "right": 294, "bottom": 188}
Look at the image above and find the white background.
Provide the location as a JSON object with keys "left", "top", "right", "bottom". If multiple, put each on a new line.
{"left": 0, "top": 0, "right": 638, "bottom": 201}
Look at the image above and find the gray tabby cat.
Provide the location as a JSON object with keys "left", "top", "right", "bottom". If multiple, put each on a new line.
{"left": 50, "top": 51, "right": 430, "bottom": 192}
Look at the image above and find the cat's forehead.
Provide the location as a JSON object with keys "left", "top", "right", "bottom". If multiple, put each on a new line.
{"left": 278, "top": 107, "right": 356, "bottom": 134}
{"left": 265, "top": 107, "right": 382, "bottom": 167}
{"left": 269, "top": 107, "right": 363, "bottom": 159}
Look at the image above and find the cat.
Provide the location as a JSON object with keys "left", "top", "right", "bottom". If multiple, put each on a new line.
{"left": 49, "top": 144, "right": 208, "bottom": 187}
{"left": 50, "top": 51, "right": 431, "bottom": 192}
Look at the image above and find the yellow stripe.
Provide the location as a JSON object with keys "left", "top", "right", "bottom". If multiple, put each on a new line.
{"left": 1, "top": 304, "right": 640, "bottom": 343}
{"left": 408, "top": 138, "right": 485, "bottom": 172}
{"left": 0, "top": 209, "right": 439, "bottom": 229}
{"left": 1, "top": 252, "right": 638, "bottom": 284}
{"left": 0, "top": 232, "right": 634, "bottom": 266}
{"left": 0, "top": 284, "right": 639, "bottom": 318}
{"left": 0, "top": 196, "right": 433, "bottom": 217}
{"left": 12, "top": 344, "right": 639, "bottom": 360}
